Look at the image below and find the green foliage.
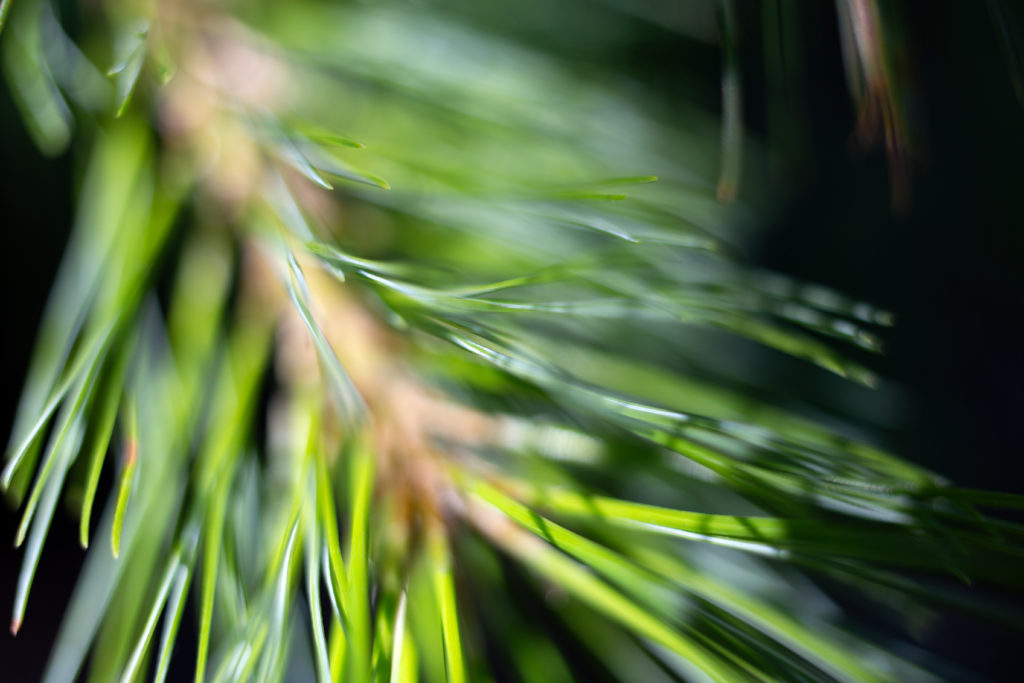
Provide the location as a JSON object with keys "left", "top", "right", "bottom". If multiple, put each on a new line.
{"left": 2, "top": 1, "right": 1023, "bottom": 681}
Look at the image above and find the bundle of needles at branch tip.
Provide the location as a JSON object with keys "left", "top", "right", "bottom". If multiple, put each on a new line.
{"left": 2, "top": 0, "right": 1023, "bottom": 681}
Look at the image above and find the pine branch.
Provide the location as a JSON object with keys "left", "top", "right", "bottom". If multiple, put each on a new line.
{"left": 2, "top": 1, "right": 1022, "bottom": 681}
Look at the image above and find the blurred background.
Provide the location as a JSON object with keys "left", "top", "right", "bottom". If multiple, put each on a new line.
{"left": 2, "top": 0, "right": 1022, "bottom": 680}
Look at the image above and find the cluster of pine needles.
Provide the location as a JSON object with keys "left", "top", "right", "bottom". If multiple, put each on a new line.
{"left": 2, "top": 1, "right": 1023, "bottom": 681}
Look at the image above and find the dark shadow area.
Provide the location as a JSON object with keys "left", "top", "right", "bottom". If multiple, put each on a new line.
{"left": 752, "top": 2, "right": 1024, "bottom": 679}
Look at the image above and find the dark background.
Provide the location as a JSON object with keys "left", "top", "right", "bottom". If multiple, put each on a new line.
{"left": 2, "top": 1, "right": 1022, "bottom": 680}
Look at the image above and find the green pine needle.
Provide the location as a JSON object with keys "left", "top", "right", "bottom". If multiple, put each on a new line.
{"left": 429, "top": 526, "right": 467, "bottom": 683}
